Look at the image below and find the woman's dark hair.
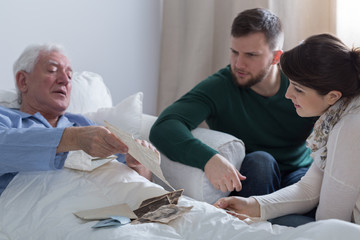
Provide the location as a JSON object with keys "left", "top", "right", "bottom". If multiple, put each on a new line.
{"left": 231, "top": 8, "right": 283, "bottom": 50}
{"left": 280, "top": 33, "right": 360, "bottom": 97}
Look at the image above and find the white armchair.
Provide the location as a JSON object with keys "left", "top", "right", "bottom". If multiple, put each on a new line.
{"left": 139, "top": 114, "right": 245, "bottom": 204}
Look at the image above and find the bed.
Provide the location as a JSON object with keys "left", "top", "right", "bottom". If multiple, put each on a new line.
{"left": 1, "top": 72, "right": 360, "bottom": 240}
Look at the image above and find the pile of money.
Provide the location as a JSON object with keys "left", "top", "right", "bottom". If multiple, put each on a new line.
{"left": 132, "top": 189, "right": 193, "bottom": 224}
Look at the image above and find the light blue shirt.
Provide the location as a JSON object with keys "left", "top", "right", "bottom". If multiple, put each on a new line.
{"left": 0, "top": 106, "right": 124, "bottom": 196}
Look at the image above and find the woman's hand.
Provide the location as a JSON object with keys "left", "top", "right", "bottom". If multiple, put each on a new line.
{"left": 214, "top": 196, "right": 260, "bottom": 220}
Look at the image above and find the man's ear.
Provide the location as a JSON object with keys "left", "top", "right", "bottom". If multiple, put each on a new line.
{"left": 272, "top": 50, "right": 283, "bottom": 65}
{"left": 327, "top": 90, "right": 342, "bottom": 105}
{"left": 16, "top": 71, "right": 28, "bottom": 93}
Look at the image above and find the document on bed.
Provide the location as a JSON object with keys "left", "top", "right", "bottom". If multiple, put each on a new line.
{"left": 73, "top": 189, "right": 191, "bottom": 227}
{"left": 74, "top": 203, "right": 137, "bottom": 220}
{"left": 65, "top": 150, "right": 117, "bottom": 171}
{"left": 105, "top": 121, "right": 175, "bottom": 190}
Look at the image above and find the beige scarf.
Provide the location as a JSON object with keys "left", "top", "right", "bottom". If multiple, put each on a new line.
{"left": 306, "top": 98, "right": 351, "bottom": 170}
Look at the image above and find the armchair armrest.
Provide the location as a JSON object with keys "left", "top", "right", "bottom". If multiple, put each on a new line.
{"left": 140, "top": 114, "right": 246, "bottom": 204}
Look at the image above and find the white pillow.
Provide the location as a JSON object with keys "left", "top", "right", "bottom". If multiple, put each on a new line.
{"left": 153, "top": 127, "right": 245, "bottom": 204}
{"left": 84, "top": 92, "right": 143, "bottom": 138}
{"left": 0, "top": 89, "right": 18, "bottom": 108}
{"left": 67, "top": 71, "right": 113, "bottom": 114}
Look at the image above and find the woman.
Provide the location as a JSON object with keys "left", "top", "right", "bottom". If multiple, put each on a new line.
{"left": 214, "top": 33, "right": 360, "bottom": 226}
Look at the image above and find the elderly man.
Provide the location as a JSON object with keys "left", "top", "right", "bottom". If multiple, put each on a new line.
{"left": 0, "top": 43, "right": 153, "bottom": 196}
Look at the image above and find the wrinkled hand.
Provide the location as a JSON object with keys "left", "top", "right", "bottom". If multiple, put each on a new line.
{"left": 58, "top": 126, "right": 128, "bottom": 158}
{"left": 204, "top": 154, "right": 246, "bottom": 193}
{"left": 59, "top": 127, "right": 156, "bottom": 181}
{"left": 125, "top": 139, "right": 158, "bottom": 181}
{"left": 77, "top": 126, "right": 129, "bottom": 157}
{"left": 214, "top": 196, "right": 260, "bottom": 220}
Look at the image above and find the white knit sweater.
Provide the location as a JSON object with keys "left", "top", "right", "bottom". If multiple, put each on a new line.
{"left": 254, "top": 97, "right": 360, "bottom": 224}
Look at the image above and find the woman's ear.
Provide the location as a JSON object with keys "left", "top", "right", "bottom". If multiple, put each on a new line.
{"left": 16, "top": 71, "right": 28, "bottom": 93}
{"left": 327, "top": 90, "right": 342, "bottom": 105}
{"left": 272, "top": 50, "right": 283, "bottom": 65}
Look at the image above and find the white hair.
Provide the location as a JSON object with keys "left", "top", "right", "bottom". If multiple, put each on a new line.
{"left": 13, "top": 43, "right": 67, "bottom": 77}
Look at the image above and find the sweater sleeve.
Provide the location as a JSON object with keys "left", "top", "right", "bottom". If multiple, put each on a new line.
{"left": 150, "top": 95, "right": 218, "bottom": 170}
{"left": 253, "top": 163, "right": 322, "bottom": 220}
{"left": 150, "top": 76, "right": 225, "bottom": 170}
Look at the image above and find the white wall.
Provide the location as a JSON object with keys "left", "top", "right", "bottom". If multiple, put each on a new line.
{"left": 0, "top": 0, "right": 162, "bottom": 114}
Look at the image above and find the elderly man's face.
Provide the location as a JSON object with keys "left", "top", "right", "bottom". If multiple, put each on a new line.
{"left": 18, "top": 51, "right": 73, "bottom": 117}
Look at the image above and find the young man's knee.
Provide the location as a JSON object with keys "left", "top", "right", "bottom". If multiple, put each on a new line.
{"left": 243, "top": 151, "right": 277, "bottom": 167}
{"left": 240, "top": 151, "right": 280, "bottom": 179}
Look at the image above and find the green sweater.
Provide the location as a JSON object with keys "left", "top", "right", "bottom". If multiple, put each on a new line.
{"left": 150, "top": 65, "right": 316, "bottom": 171}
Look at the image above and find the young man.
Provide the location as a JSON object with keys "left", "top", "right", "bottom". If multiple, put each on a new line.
{"left": 0, "top": 43, "right": 154, "bottom": 196}
{"left": 150, "top": 8, "right": 316, "bottom": 197}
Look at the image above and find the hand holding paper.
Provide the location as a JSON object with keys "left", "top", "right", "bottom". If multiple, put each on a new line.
{"left": 125, "top": 139, "right": 156, "bottom": 181}
{"left": 105, "top": 121, "right": 174, "bottom": 190}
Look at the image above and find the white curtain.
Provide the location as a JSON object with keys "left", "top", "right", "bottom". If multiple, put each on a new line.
{"left": 157, "top": 0, "right": 336, "bottom": 114}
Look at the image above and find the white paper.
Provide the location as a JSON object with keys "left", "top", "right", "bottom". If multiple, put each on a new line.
{"left": 105, "top": 121, "right": 174, "bottom": 190}
{"left": 73, "top": 203, "right": 137, "bottom": 220}
{"left": 65, "top": 150, "right": 116, "bottom": 171}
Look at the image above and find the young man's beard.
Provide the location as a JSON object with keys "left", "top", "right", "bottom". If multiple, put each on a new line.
{"left": 231, "top": 65, "right": 271, "bottom": 88}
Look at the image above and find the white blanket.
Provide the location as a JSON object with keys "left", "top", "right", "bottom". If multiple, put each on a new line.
{"left": 0, "top": 161, "right": 359, "bottom": 240}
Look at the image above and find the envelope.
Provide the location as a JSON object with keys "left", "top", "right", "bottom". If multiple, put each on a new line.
{"left": 73, "top": 203, "right": 138, "bottom": 220}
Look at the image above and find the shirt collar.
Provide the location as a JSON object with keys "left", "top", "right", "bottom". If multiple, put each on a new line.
{"left": 13, "top": 109, "right": 75, "bottom": 128}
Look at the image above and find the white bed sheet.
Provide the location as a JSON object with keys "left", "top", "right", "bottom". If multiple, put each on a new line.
{"left": 0, "top": 161, "right": 359, "bottom": 240}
